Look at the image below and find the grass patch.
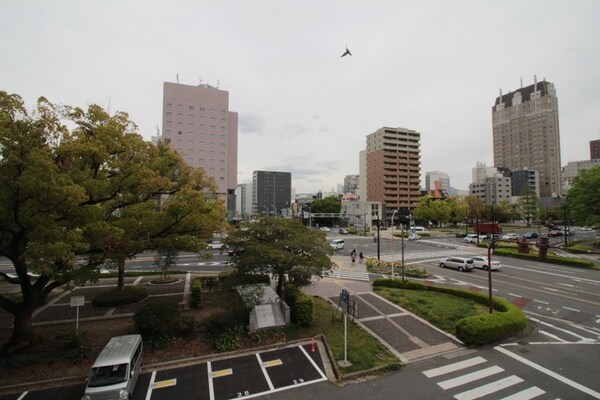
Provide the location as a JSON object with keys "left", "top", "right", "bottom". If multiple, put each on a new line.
{"left": 281, "top": 297, "right": 399, "bottom": 373}
{"left": 374, "top": 287, "right": 488, "bottom": 333}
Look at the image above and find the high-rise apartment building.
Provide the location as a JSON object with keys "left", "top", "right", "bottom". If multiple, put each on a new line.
{"left": 492, "top": 77, "right": 561, "bottom": 198}
{"left": 365, "top": 127, "right": 421, "bottom": 221}
{"left": 252, "top": 171, "right": 292, "bottom": 216}
{"left": 161, "top": 82, "right": 238, "bottom": 195}
{"left": 343, "top": 175, "right": 359, "bottom": 195}
{"left": 590, "top": 139, "right": 600, "bottom": 160}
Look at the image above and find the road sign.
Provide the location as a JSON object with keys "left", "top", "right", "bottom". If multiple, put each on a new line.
{"left": 70, "top": 296, "right": 85, "bottom": 307}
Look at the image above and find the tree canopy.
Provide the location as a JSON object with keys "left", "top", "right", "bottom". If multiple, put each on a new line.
{"left": 0, "top": 91, "right": 224, "bottom": 351}
{"left": 567, "top": 165, "right": 600, "bottom": 227}
{"left": 225, "top": 218, "right": 334, "bottom": 297}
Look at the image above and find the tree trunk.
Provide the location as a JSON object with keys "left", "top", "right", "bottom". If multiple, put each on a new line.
{"left": 4, "top": 302, "right": 38, "bottom": 354}
{"left": 117, "top": 259, "right": 125, "bottom": 291}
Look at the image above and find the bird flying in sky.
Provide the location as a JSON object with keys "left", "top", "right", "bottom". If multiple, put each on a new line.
{"left": 341, "top": 46, "right": 352, "bottom": 57}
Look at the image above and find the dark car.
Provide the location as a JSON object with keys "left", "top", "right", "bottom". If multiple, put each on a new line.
{"left": 338, "top": 228, "right": 348, "bottom": 235}
{"left": 523, "top": 232, "right": 539, "bottom": 239}
{"left": 455, "top": 232, "right": 468, "bottom": 238}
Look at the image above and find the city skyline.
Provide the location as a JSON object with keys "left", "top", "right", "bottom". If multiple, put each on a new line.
{"left": 2, "top": 2, "right": 600, "bottom": 192}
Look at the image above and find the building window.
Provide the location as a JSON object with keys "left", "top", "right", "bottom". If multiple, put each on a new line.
{"left": 177, "top": 104, "right": 183, "bottom": 110}
{"left": 166, "top": 112, "right": 172, "bottom": 117}
{"left": 165, "top": 129, "right": 171, "bottom": 134}
{"left": 177, "top": 113, "right": 183, "bottom": 118}
{"left": 200, "top": 107, "right": 205, "bottom": 112}
{"left": 166, "top": 120, "right": 172, "bottom": 126}
{"left": 166, "top": 103, "right": 172, "bottom": 108}
{"left": 177, "top": 131, "right": 182, "bottom": 135}
{"left": 189, "top": 106, "right": 195, "bottom": 111}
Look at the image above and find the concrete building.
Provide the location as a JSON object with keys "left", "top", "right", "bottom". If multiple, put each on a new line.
{"left": 161, "top": 82, "right": 238, "bottom": 196}
{"left": 492, "top": 77, "right": 561, "bottom": 198}
{"left": 562, "top": 159, "right": 600, "bottom": 191}
{"left": 511, "top": 169, "right": 540, "bottom": 197}
{"left": 252, "top": 171, "right": 291, "bottom": 217}
{"left": 590, "top": 139, "right": 600, "bottom": 160}
{"left": 365, "top": 127, "right": 421, "bottom": 222}
{"left": 425, "top": 171, "right": 450, "bottom": 192}
{"left": 343, "top": 175, "right": 359, "bottom": 195}
{"left": 235, "top": 183, "right": 253, "bottom": 219}
{"left": 469, "top": 163, "right": 512, "bottom": 205}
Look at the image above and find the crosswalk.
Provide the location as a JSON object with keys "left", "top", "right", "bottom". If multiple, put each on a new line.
{"left": 422, "top": 356, "right": 547, "bottom": 399}
{"left": 326, "top": 269, "right": 371, "bottom": 282}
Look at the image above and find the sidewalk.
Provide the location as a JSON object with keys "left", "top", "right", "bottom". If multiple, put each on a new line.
{"left": 303, "top": 255, "right": 463, "bottom": 364}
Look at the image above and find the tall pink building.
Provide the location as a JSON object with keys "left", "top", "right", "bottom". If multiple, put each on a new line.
{"left": 162, "top": 82, "right": 238, "bottom": 195}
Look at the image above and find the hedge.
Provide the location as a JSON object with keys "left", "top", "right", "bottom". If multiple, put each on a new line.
{"left": 372, "top": 278, "right": 528, "bottom": 346}
{"left": 493, "top": 247, "right": 595, "bottom": 269}
{"left": 285, "top": 284, "right": 314, "bottom": 326}
{"left": 134, "top": 300, "right": 195, "bottom": 348}
{"left": 191, "top": 278, "right": 202, "bottom": 308}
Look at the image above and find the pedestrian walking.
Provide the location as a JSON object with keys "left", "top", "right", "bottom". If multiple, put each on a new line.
{"left": 359, "top": 251, "right": 364, "bottom": 263}
{"left": 351, "top": 253, "right": 356, "bottom": 265}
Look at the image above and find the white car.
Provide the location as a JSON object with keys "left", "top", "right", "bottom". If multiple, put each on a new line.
{"left": 207, "top": 241, "right": 225, "bottom": 250}
{"left": 463, "top": 234, "right": 486, "bottom": 243}
{"left": 471, "top": 256, "right": 502, "bottom": 271}
{"left": 439, "top": 257, "right": 474, "bottom": 272}
{"left": 320, "top": 227, "right": 331, "bottom": 232}
{"left": 501, "top": 233, "right": 519, "bottom": 240}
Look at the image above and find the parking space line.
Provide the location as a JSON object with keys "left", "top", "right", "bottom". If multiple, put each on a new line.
{"left": 207, "top": 361, "right": 215, "bottom": 400}
{"left": 145, "top": 370, "right": 157, "bottom": 400}
{"left": 256, "top": 353, "right": 275, "bottom": 391}
{"left": 16, "top": 392, "right": 28, "bottom": 400}
{"left": 298, "top": 345, "right": 327, "bottom": 380}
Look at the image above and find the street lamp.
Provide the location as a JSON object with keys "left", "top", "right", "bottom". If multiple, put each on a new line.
{"left": 391, "top": 209, "right": 398, "bottom": 279}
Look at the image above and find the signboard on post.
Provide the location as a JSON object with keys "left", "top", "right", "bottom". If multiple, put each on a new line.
{"left": 338, "top": 290, "right": 359, "bottom": 367}
{"left": 71, "top": 295, "right": 85, "bottom": 333}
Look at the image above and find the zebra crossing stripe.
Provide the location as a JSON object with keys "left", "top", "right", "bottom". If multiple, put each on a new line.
{"left": 454, "top": 375, "right": 523, "bottom": 400}
{"left": 423, "top": 356, "right": 486, "bottom": 378}
{"left": 437, "top": 366, "right": 504, "bottom": 390}
{"left": 500, "top": 386, "right": 545, "bottom": 400}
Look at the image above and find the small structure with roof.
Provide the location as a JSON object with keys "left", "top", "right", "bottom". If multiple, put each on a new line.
{"left": 236, "top": 283, "right": 290, "bottom": 331}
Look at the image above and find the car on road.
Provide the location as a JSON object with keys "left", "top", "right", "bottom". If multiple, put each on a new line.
{"left": 320, "top": 227, "right": 331, "bottom": 232}
{"left": 408, "top": 233, "right": 420, "bottom": 241}
{"left": 338, "top": 228, "right": 349, "bottom": 235}
{"left": 439, "top": 257, "right": 474, "bottom": 272}
{"left": 455, "top": 232, "right": 468, "bottom": 238}
{"left": 463, "top": 234, "right": 486, "bottom": 243}
{"left": 501, "top": 233, "right": 519, "bottom": 240}
{"left": 471, "top": 256, "right": 502, "bottom": 271}
{"left": 329, "top": 239, "right": 345, "bottom": 250}
{"left": 207, "top": 241, "right": 225, "bottom": 250}
{"left": 548, "top": 229, "right": 563, "bottom": 237}
{"left": 522, "top": 232, "right": 539, "bottom": 239}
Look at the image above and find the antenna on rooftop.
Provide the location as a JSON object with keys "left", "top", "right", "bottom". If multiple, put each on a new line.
{"left": 217, "top": 79, "right": 220, "bottom": 89}
{"left": 176, "top": 73, "right": 179, "bottom": 84}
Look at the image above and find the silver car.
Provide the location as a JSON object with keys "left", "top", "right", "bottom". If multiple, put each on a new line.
{"left": 439, "top": 257, "right": 474, "bottom": 272}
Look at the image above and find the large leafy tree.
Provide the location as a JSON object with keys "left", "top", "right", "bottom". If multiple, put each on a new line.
{"left": 0, "top": 92, "right": 223, "bottom": 351}
{"left": 567, "top": 165, "right": 600, "bottom": 227}
{"left": 312, "top": 195, "right": 341, "bottom": 227}
{"left": 516, "top": 188, "right": 542, "bottom": 227}
{"left": 225, "top": 218, "right": 334, "bottom": 297}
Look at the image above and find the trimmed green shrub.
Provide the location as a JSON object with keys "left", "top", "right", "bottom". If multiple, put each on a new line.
{"left": 92, "top": 285, "right": 148, "bottom": 307}
{"left": 134, "top": 300, "right": 194, "bottom": 348}
{"left": 285, "top": 285, "right": 314, "bottom": 326}
{"left": 191, "top": 278, "right": 202, "bottom": 308}
{"left": 204, "top": 314, "right": 247, "bottom": 352}
{"left": 493, "top": 247, "right": 595, "bottom": 268}
{"left": 367, "top": 258, "right": 429, "bottom": 278}
{"left": 372, "top": 278, "right": 528, "bottom": 346}
{"left": 217, "top": 271, "right": 271, "bottom": 291}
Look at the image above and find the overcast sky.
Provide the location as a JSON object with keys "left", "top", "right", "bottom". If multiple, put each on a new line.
{"left": 2, "top": 1, "right": 599, "bottom": 193}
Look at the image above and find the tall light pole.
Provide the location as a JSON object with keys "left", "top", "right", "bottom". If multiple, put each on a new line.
{"left": 391, "top": 209, "right": 398, "bottom": 279}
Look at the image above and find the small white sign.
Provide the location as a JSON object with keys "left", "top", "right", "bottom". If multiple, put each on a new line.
{"left": 70, "top": 296, "right": 85, "bottom": 307}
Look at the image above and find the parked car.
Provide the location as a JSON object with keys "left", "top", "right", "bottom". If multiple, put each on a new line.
{"left": 455, "top": 232, "right": 468, "bottom": 238}
{"left": 471, "top": 256, "right": 502, "bottom": 271}
{"left": 522, "top": 232, "right": 539, "bottom": 239}
{"left": 408, "top": 233, "right": 420, "bottom": 241}
{"left": 501, "top": 233, "right": 519, "bottom": 240}
{"left": 207, "top": 241, "right": 225, "bottom": 250}
{"left": 320, "top": 227, "right": 331, "bottom": 232}
{"left": 439, "top": 257, "right": 474, "bottom": 272}
{"left": 338, "top": 228, "right": 349, "bottom": 235}
{"left": 548, "top": 229, "right": 563, "bottom": 237}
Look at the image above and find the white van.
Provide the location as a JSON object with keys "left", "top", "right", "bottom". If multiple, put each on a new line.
{"left": 411, "top": 226, "right": 428, "bottom": 232}
{"left": 82, "top": 334, "right": 143, "bottom": 400}
{"left": 330, "top": 239, "right": 345, "bottom": 250}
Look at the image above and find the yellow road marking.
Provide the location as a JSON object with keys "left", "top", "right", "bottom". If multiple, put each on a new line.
{"left": 152, "top": 379, "right": 177, "bottom": 389}
{"left": 211, "top": 368, "right": 233, "bottom": 377}
{"left": 262, "top": 359, "right": 283, "bottom": 368}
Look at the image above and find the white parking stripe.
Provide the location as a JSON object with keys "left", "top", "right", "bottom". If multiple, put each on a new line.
{"left": 145, "top": 370, "right": 156, "bottom": 400}
{"left": 454, "top": 375, "right": 523, "bottom": 400}
{"left": 500, "top": 386, "right": 545, "bottom": 400}
{"left": 438, "top": 366, "right": 504, "bottom": 390}
{"left": 423, "top": 356, "right": 487, "bottom": 378}
{"left": 207, "top": 361, "right": 215, "bottom": 400}
{"left": 298, "top": 344, "right": 328, "bottom": 380}
{"left": 256, "top": 353, "right": 275, "bottom": 391}
{"left": 495, "top": 346, "right": 600, "bottom": 399}
{"left": 16, "top": 392, "right": 28, "bottom": 400}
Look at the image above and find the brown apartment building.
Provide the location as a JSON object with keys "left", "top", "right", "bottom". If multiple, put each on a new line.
{"left": 365, "top": 127, "right": 421, "bottom": 222}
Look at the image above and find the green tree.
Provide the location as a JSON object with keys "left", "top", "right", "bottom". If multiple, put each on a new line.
{"left": 311, "top": 195, "right": 341, "bottom": 227}
{"left": 446, "top": 196, "right": 468, "bottom": 226}
{"left": 517, "top": 188, "right": 542, "bottom": 227}
{"left": 225, "top": 218, "right": 334, "bottom": 297}
{"left": 413, "top": 197, "right": 435, "bottom": 225}
{"left": 0, "top": 92, "right": 223, "bottom": 351}
{"left": 567, "top": 165, "right": 600, "bottom": 227}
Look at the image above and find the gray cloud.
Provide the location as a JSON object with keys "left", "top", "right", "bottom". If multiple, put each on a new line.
{"left": 239, "top": 113, "right": 267, "bottom": 136}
